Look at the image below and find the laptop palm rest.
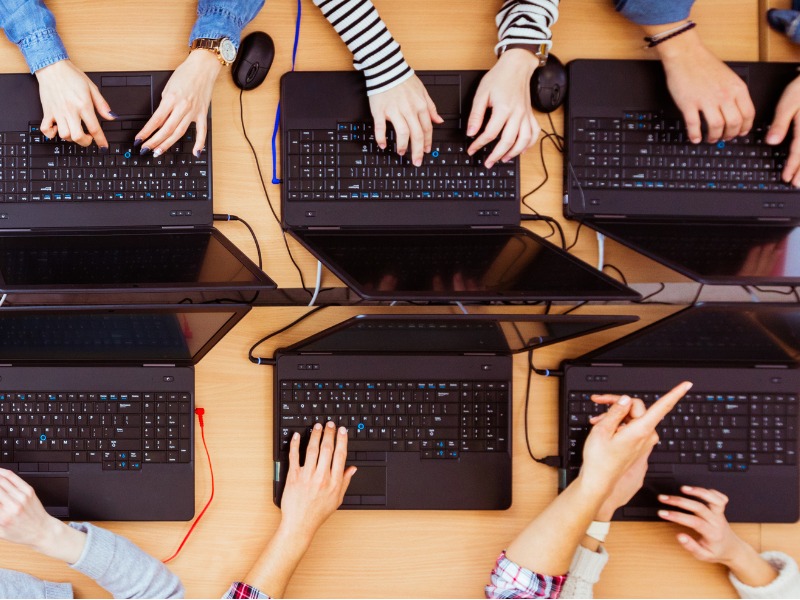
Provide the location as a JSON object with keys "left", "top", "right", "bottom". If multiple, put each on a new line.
{"left": 21, "top": 476, "right": 69, "bottom": 517}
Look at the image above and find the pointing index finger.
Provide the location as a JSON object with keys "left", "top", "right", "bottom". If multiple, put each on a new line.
{"left": 639, "top": 381, "right": 692, "bottom": 429}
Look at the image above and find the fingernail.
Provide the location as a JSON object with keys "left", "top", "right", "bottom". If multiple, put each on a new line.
{"left": 338, "top": 426, "right": 347, "bottom": 435}
{"left": 108, "top": 111, "right": 119, "bottom": 119}
{"left": 658, "top": 494, "right": 669, "bottom": 501}
{"left": 151, "top": 148, "right": 163, "bottom": 158}
{"left": 99, "top": 146, "right": 109, "bottom": 154}
{"left": 683, "top": 381, "right": 693, "bottom": 391}
{"left": 766, "top": 133, "right": 778, "bottom": 144}
{"left": 466, "top": 127, "right": 476, "bottom": 137}
{"left": 292, "top": 432, "right": 299, "bottom": 440}
{"left": 658, "top": 510, "right": 669, "bottom": 517}
{"left": 313, "top": 423, "right": 322, "bottom": 430}
{"left": 677, "top": 534, "right": 689, "bottom": 543}
{"left": 139, "top": 146, "right": 150, "bottom": 155}
{"left": 379, "top": 143, "right": 386, "bottom": 150}
{"left": 682, "top": 485, "right": 693, "bottom": 491}
{"left": 133, "top": 138, "right": 143, "bottom": 148}
{"left": 194, "top": 148, "right": 205, "bottom": 158}
{"left": 326, "top": 420, "right": 335, "bottom": 428}
{"left": 618, "top": 395, "right": 631, "bottom": 406}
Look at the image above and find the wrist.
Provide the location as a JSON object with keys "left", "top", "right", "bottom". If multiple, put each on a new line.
{"left": 275, "top": 516, "right": 317, "bottom": 550}
{"left": 649, "top": 27, "right": 703, "bottom": 60}
{"left": 574, "top": 471, "right": 614, "bottom": 502}
{"left": 188, "top": 48, "right": 225, "bottom": 74}
{"left": 32, "top": 519, "right": 86, "bottom": 564}
{"left": 497, "top": 48, "right": 539, "bottom": 76}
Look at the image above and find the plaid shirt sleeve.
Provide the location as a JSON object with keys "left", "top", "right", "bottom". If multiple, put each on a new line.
{"left": 222, "top": 582, "right": 271, "bottom": 599}
{"left": 485, "top": 551, "right": 566, "bottom": 599}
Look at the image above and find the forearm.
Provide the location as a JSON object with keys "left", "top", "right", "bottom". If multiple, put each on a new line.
{"left": 190, "top": 0, "right": 265, "bottom": 48}
{"left": 724, "top": 540, "right": 779, "bottom": 589}
{"left": 506, "top": 475, "right": 608, "bottom": 575}
{"left": 495, "top": 0, "right": 559, "bottom": 55}
{"left": 240, "top": 523, "right": 314, "bottom": 598}
{"left": 312, "top": 0, "right": 412, "bottom": 96}
{"left": 0, "top": 0, "right": 67, "bottom": 72}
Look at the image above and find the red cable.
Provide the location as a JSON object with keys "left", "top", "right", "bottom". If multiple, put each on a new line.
{"left": 163, "top": 407, "right": 214, "bottom": 563}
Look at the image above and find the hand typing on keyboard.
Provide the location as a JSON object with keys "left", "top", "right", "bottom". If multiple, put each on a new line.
{"left": 658, "top": 486, "right": 783, "bottom": 589}
{"left": 643, "top": 26, "right": 755, "bottom": 144}
{"left": 35, "top": 60, "right": 116, "bottom": 150}
{"left": 766, "top": 75, "right": 800, "bottom": 187}
{"left": 135, "top": 50, "right": 219, "bottom": 159}
{"left": 368, "top": 74, "right": 444, "bottom": 167}
{"left": 466, "top": 49, "right": 541, "bottom": 169}
{"left": 240, "top": 422, "right": 356, "bottom": 598}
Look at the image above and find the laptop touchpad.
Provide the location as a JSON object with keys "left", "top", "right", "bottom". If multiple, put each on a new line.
{"left": 21, "top": 476, "right": 69, "bottom": 517}
{"left": 344, "top": 466, "right": 386, "bottom": 496}
{"left": 100, "top": 76, "right": 153, "bottom": 117}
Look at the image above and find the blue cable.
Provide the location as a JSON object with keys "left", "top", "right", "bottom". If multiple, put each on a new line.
{"left": 271, "top": 0, "right": 302, "bottom": 184}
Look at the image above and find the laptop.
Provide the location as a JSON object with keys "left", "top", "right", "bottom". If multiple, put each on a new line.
{"left": 0, "top": 71, "right": 276, "bottom": 302}
{"left": 279, "top": 70, "right": 640, "bottom": 302}
{"left": 273, "top": 312, "right": 637, "bottom": 509}
{"left": 563, "top": 59, "right": 800, "bottom": 285}
{"left": 0, "top": 303, "right": 249, "bottom": 520}
{"left": 560, "top": 303, "right": 799, "bottom": 522}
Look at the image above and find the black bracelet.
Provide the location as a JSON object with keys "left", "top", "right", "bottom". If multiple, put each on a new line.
{"left": 643, "top": 21, "right": 696, "bottom": 49}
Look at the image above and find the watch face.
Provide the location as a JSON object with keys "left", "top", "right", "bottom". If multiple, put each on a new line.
{"left": 219, "top": 39, "right": 236, "bottom": 63}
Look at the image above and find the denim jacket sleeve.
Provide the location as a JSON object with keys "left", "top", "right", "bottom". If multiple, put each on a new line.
{"left": 189, "top": 0, "right": 265, "bottom": 49}
{"left": 0, "top": 0, "right": 68, "bottom": 73}
{"left": 613, "top": 0, "right": 695, "bottom": 26}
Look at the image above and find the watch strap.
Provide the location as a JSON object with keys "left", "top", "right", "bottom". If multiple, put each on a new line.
{"left": 191, "top": 38, "right": 232, "bottom": 66}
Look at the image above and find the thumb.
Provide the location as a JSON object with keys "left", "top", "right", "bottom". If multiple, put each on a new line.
{"left": 593, "top": 395, "right": 633, "bottom": 435}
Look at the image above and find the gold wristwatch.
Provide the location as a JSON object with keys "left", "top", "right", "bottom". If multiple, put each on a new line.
{"left": 190, "top": 37, "right": 237, "bottom": 66}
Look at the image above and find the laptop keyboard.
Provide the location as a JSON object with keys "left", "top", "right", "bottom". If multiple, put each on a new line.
{"left": 567, "top": 390, "right": 798, "bottom": 472}
{"left": 0, "top": 123, "right": 209, "bottom": 202}
{"left": 285, "top": 123, "right": 517, "bottom": 201}
{"left": 278, "top": 380, "right": 509, "bottom": 459}
{"left": 0, "top": 392, "right": 191, "bottom": 471}
{"left": 571, "top": 112, "right": 794, "bottom": 194}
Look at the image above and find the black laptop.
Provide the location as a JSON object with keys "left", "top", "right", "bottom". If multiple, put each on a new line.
{"left": 560, "top": 303, "right": 799, "bottom": 522}
{"left": 0, "top": 71, "right": 276, "bottom": 302}
{"left": 564, "top": 59, "right": 800, "bottom": 285}
{"left": 0, "top": 303, "right": 249, "bottom": 520}
{"left": 279, "top": 70, "right": 639, "bottom": 302}
{"left": 273, "top": 312, "right": 637, "bottom": 509}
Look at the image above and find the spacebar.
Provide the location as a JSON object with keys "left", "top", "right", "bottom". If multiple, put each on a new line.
{"left": 346, "top": 440, "right": 391, "bottom": 452}
{"left": 14, "top": 451, "right": 71, "bottom": 463}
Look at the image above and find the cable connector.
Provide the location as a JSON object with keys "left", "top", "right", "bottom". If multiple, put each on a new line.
{"left": 540, "top": 455, "right": 562, "bottom": 468}
{"left": 195, "top": 407, "right": 205, "bottom": 427}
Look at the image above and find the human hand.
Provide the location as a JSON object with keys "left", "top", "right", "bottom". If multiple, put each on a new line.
{"left": 466, "top": 49, "right": 541, "bottom": 169}
{"left": 368, "top": 75, "right": 443, "bottom": 167}
{"left": 135, "top": 49, "right": 221, "bottom": 157}
{"left": 35, "top": 60, "right": 115, "bottom": 149}
{"left": 279, "top": 422, "right": 357, "bottom": 541}
{"left": 579, "top": 382, "right": 692, "bottom": 496}
{"left": 658, "top": 485, "right": 778, "bottom": 586}
{"left": 655, "top": 29, "right": 754, "bottom": 143}
{"left": 0, "top": 469, "right": 86, "bottom": 564}
{"left": 766, "top": 75, "right": 800, "bottom": 186}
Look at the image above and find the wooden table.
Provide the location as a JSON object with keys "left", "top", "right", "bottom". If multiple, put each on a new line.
{"left": 0, "top": 1, "right": 792, "bottom": 598}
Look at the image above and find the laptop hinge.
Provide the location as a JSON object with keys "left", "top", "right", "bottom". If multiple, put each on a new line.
{"left": 756, "top": 217, "right": 791, "bottom": 223}
{"left": 0, "top": 228, "right": 30, "bottom": 232}
{"left": 754, "top": 364, "right": 789, "bottom": 369}
{"left": 307, "top": 226, "right": 341, "bottom": 230}
{"left": 463, "top": 352, "right": 498, "bottom": 356}
{"left": 160, "top": 226, "right": 196, "bottom": 230}
{"left": 589, "top": 362, "right": 624, "bottom": 367}
{"left": 0, "top": 363, "right": 12, "bottom": 367}
{"left": 469, "top": 225, "right": 504, "bottom": 230}
{"left": 142, "top": 363, "right": 177, "bottom": 367}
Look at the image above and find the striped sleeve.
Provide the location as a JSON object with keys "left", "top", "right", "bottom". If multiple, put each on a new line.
{"left": 495, "top": 0, "right": 560, "bottom": 56}
{"left": 313, "top": 0, "right": 414, "bottom": 96}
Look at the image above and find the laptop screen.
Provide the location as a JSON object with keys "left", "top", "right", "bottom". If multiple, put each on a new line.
{"left": 0, "top": 230, "right": 267, "bottom": 290}
{"left": 297, "top": 229, "right": 638, "bottom": 300}
{"left": 592, "top": 222, "right": 800, "bottom": 285}
{"left": 291, "top": 314, "right": 637, "bottom": 354}
{"left": 588, "top": 305, "right": 800, "bottom": 364}
{"left": 0, "top": 306, "right": 246, "bottom": 363}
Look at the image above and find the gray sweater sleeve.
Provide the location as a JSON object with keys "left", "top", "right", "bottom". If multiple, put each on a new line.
{"left": 0, "top": 568, "right": 73, "bottom": 599}
{"left": 559, "top": 545, "right": 609, "bottom": 599}
{"left": 730, "top": 551, "right": 800, "bottom": 599}
{"left": 68, "top": 522, "right": 184, "bottom": 599}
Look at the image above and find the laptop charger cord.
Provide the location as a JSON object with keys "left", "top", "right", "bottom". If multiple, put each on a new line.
{"left": 524, "top": 348, "right": 563, "bottom": 468}
{"left": 213, "top": 213, "right": 262, "bottom": 270}
{"left": 162, "top": 407, "right": 214, "bottom": 563}
{"left": 249, "top": 305, "right": 328, "bottom": 366}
